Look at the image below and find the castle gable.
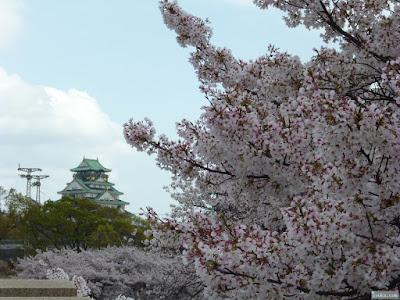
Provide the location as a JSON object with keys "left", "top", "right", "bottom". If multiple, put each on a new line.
{"left": 98, "top": 191, "right": 115, "bottom": 201}
{"left": 64, "top": 180, "right": 84, "bottom": 191}
{"left": 78, "top": 161, "right": 89, "bottom": 168}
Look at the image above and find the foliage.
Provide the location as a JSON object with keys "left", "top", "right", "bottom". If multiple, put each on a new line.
{"left": 0, "top": 213, "right": 15, "bottom": 242}
{"left": 129, "top": 214, "right": 152, "bottom": 247}
{"left": 124, "top": 0, "right": 400, "bottom": 298}
{"left": 0, "top": 186, "right": 6, "bottom": 211}
{"left": 0, "top": 187, "right": 32, "bottom": 242}
{"left": 21, "top": 196, "right": 146, "bottom": 252}
{"left": 87, "top": 223, "right": 122, "bottom": 250}
{"left": 0, "top": 260, "right": 16, "bottom": 277}
{"left": 15, "top": 246, "right": 204, "bottom": 299}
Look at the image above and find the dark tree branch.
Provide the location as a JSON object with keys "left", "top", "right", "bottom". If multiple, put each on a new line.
{"left": 318, "top": 1, "right": 391, "bottom": 63}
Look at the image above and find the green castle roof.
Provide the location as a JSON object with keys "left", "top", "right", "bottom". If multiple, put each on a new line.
{"left": 83, "top": 180, "right": 114, "bottom": 187}
{"left": 95, "top": 199, "right": 129, "bottom": 205}
{"left": 95, "top": 189, "right": 125, "bottom": 200}
{"left": 70, "top": 158, "right": 111, "bottom": 172}
{"left": 58, "top": 177, "right": 123, "bottom": 196}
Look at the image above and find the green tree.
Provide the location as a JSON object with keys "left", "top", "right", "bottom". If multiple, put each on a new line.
{"left": 95, "top": 205, "right": 151, "bottom": 248}
{"left": 87, "top": 223, "right": 122, "bottom": 249}
{"left": 0, "top": 214, "right": 14, "bottom": 242}
{"left": 129, "top": 215, "right": 151, "bottom": 247}
{"left": 24, "top": 197, "right": 105, "bottom": 252}
{"left": 0, "top": 187, "right": 31, "bottom": 242}
{"left": 22, "top": 196, "right": 149, "bottom": 253}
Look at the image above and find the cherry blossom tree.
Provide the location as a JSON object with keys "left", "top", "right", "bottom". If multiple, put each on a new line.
{"left": 46, "top": 268, "right": 91, "bottom": 298}
{"left": 124, "top": 0, "right": 400, "bottom": 298}
{"left": 15, "top": 246, "right": 203, "bottom": 299}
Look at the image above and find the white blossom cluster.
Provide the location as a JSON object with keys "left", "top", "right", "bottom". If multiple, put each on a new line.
{"left": 46, "top": 267, "right": 91, "bottom": 298}
{"left": 124, "top": 0, "right": 400, "bottom": 298}
{"left": 15, "top": 246, "right": 204, "bottom": 299}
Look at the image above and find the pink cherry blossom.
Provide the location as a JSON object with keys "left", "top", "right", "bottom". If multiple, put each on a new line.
{"left": 124, "top": 0, "right": 400, "bottom": 298}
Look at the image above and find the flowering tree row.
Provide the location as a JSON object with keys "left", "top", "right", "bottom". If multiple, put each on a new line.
{"left": 124, "top": 0, "right": 400, "bottom": 298}
{"left": 15, "top": 246, "right": 204, "bottom": 299}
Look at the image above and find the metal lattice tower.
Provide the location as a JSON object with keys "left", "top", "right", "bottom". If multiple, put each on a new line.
{"left": 32, "top": 175, "right": 49, "bottom": 204}
{"left": 18, "top": 165, "right": 42, "bottom": 198}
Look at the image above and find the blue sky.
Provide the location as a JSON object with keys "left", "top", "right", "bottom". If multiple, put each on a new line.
{"left": 0, "top": 0, "right": 326, "bottom": 215}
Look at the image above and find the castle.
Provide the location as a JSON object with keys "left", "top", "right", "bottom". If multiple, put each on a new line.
{"left": 58, "top": 157, "right": 128, "bottom": 211}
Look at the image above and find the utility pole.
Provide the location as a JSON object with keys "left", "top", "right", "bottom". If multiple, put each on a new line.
{"left": 32, "top": 175, "right": 49, "bottom": 204}
{"left": 18, "top": 165, "right": 42, "bottom": 198}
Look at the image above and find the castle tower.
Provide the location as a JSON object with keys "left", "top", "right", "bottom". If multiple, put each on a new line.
{"left": 58, "top": 157, "right": 128, "bottom": 211}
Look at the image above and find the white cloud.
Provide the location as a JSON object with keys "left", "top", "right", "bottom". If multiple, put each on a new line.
{"left": 0, "top": 0, "right": 24, "bottom": 49}
{"left": 0, "top": 68, "right": 121, "bottom": 141}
